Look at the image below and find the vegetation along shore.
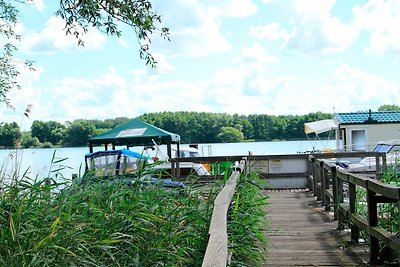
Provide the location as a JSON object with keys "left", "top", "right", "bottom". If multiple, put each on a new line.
{"left": 1, "top": 111, "right": 332, "bottom": 149}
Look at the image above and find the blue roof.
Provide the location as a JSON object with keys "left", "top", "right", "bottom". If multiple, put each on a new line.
{"left": 335, "top": 111, "right": 400, "bottom": 124}
{"left": 85, "top": 149, "right": 149, "bottom": 159}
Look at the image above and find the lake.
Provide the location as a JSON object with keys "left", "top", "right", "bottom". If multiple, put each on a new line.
{"left": 0, "top": 139, "right": 336, "bottom": 179}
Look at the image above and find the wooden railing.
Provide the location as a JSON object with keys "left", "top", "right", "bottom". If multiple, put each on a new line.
{"left": 201, "top": 158, "right": 247, "bottom": 267}
{"left": 308, "top": 153, "right": 400, "bottom": 265}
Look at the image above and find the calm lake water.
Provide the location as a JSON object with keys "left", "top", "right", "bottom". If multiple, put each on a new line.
{"left": 0, "top": 140, "right": 335, "bottom": 179}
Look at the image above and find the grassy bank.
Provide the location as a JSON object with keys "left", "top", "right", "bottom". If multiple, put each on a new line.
{"left": 1, "top": 165, "right": 268, "bottom": 266}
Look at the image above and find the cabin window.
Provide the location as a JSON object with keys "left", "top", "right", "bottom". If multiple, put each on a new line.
{"left": 349, "top": 129, "right": 367, "bottom": 151}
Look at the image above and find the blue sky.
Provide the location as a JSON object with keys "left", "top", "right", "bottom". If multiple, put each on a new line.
{"left": 2, "top": 0, "right": 400, "bottom": 130}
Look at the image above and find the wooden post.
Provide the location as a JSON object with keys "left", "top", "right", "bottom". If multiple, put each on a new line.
{"left": 323, "top": 165, "right": 331, "bottom": 210}
{"left": 348, "top": 181, "right": 359, "bottom": 244}
{"left": 337, "top": 173, "right": 345, "bottom": 227}
{"left": 314, "top": 159, "right": 320, "bottom": 198}
{"left": 105, "top": 144, "right": 108, "bottom": 151}
{"left": 166, "top": 142, "right": 174, "bottom": 177}
{"left": 367, "top": 189, "right": 379, "bottom": 264}
{"left": 307, "top": 156, "right": 313, "bottom": 191}
{"left": 321, "top": 164, "right": 327, "bottom": 207}
{"left": 176, "top": 142, "right": 180, "bottom": 179}
{"left": 318, "top": 160, "right": 324, "bottom": 201}
{"left": 331, "top": 166, "right": 338, "bottom": 219}
{"left": 311, "top": 157, "right": 317, "bottom": 196}
{"left": 89, "top": 144, "right": 93, "bottom": 153}
{"left": 382, "top": 152, "right": 387, "bottom": 174}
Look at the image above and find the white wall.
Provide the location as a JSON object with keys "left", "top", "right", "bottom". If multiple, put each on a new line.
{"left": 342, "top": 123, "right": 400, "bottom": 151}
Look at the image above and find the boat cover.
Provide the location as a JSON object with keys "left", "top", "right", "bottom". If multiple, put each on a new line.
{"left": 304, "top": 119, "right": 338, "bottom": 135}
{"left": 85, "top": 149, "right": 149, "bottom": 160}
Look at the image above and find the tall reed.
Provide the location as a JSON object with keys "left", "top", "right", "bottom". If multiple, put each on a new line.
{"left": 227, "top": 172, "right": 269, "bottom": 266}
{"left": 1, "top": 153, "right": 269, "bottom": 266}
{"left": 0, "top": 161, "right": 219, "bottom": 266}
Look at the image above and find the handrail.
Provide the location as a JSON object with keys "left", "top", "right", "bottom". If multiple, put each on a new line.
{"left": 201, "top": 158, "right": 247, "bottom": 267}
{"left": 308, "top": 154, "right": 400, "bottom": 265}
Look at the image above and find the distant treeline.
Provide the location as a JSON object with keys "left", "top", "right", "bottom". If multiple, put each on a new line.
{"left": 0, "top": 111, "right": 332, "bottom": 148}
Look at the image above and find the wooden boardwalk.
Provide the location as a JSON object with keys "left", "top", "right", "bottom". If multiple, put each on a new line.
{"left": 263, "top": 190, "right": 368, "bottom": 266}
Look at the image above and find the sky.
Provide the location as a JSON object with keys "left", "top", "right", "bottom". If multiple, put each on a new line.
{"left": 2, "top": 0, "right": 400, "bottom": 130}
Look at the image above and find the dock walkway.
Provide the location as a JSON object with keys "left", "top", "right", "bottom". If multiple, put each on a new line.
{"left": 263, "top": 190, "right": 368, "bottom": 266}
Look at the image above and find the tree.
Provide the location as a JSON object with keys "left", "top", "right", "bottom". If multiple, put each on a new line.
{"left": 378, "top": 104, "right": 400, "bottom": 111}
{"left": 0, "top": 122, "right": 21, "bottom": 147}
{"left": 64, "top": 120, "right": 95, "bottom": 147}
{"left": 0, "top": 1, "right": 33, "bottom": 107}
{"left": 31, "top": 120, "right": 66, "bottom": 145}
{"left": 217, "top": 126, "right": 244, "bottom": 143}
{"left": 57, "top": 0, "right": 169, "bottom": 67}
{"left": 1, "top": 0, "right": 168, "bottom": 106}
{"left": 22, "top": 136, "right": 41, "bottom": 148}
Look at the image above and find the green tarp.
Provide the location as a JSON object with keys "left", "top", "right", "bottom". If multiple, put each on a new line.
{"left": 88, "top": 118, "right": 181, "bottom": 146}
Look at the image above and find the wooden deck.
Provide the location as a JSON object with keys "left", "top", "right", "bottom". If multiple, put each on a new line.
{"left": 263, "top": 190, "right": 368, "bottom": 266}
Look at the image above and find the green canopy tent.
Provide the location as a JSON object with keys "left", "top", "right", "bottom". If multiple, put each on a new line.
{"left": 88, "top": 118, "right": 181, "bottom": 161}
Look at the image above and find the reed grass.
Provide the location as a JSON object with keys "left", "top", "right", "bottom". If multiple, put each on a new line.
{"left": 1, "top": 153, "right": 269, "bottom": 266}
{"left": 227, "top": 172, "right": 269, "bottom": 266}
{"left": 0, "top": 158, "right": 218, "bottom": 266}
{"left": 354, "top": 162, "right": 400, "bottom": 264}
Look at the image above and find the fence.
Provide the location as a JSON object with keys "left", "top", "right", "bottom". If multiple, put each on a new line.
{"left": 308, "top": 152, "right": 400, "bottom": 265}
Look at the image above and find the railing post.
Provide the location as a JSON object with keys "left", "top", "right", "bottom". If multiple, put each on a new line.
{"left": 318, "top": 160, "right": 324, "bottom": 201}
{"left": 375, "top": 154, "right": 381, "bottom": 180}
{"left": 311, "top": 157, "right": 317, "bottom": 196}
{"left": 331, "top": 166, "right": 338, "bottom": 219}
{"left": 307, "top": 156, "right": 312, "bottom": 191}
{"left": 337, "top": 172, "right": 345, "bottom": 228}
{"left": 321, "top": 164, "right": 329, "bottom": 209}
{"left": 367, "top": 189, "right": 379, "bottom": 264}
{"left": 348, "top": 181, "right": 359, "bottom": 244}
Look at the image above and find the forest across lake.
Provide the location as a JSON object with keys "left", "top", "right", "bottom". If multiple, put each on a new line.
{"left": 0, "top": 111, "right": 332, "bottom": 149}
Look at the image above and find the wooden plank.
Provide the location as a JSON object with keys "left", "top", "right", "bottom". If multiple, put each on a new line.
{"left": 370, "top": 226, "right": 400, "bottom": 253}
{"left": 263, "top": 191, "right": 368, "bottom": 266}
{"left": 337, "top": 170, "right": 349, "bottom": 182}
{"left": 326, "top": 188, "right": 334, "bottom": 201}
{"left": 367, "top": 179, "right": 400, "bottom": 200}
{"left": 202, "top": 171, "right": 239, "bottom": 267}
{"left": 349, "top": 173, "right": 368, "bottom": 188}
{"left": 349, "top": 214, "right": 369, "bottom": 232}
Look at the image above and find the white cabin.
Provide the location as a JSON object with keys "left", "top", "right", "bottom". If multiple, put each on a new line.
{"left": 334, "top": 110, "right": 400, "bottom": 152}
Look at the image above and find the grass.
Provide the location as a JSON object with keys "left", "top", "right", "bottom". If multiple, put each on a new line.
{"left": 1, "top": 153, "right": 269, "bottom": 266}
{"left": 227, "top": 172, "right": 269, "bottom": 266}
{"left": 355, "top": 163, "right": 400, "bottom": 235}
{"left": 354, "top": 162, "right": 400, "bottom": 265}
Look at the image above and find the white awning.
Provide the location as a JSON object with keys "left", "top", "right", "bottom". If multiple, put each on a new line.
{"left": 304, "top": 119, "right": 338, "bottom": 135}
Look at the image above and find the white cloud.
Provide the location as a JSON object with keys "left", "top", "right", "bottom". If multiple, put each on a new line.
{"left": 20, "top": 16, "right": 107, "bottom": 53}
{"left": 288, "top": 15, "right": 358, "bottom": 53}
{"left": 353, "top": 0, "right": 400, "bottom": 55}
{"left": 287, "top": 0, "right": 359, "bottom": 53}
{"left": 251, "top": 0, "right": 358, "bottom": 53}
{"left": 30, "top": 0, "right": 45, "bottom": 12}
{"left": 153, "top": 0, "right": 233, "bottom": 57}
{"left": 233, "top": 43, "right": 279, "bottom": 64}
{"left": 293, "top": 0, "right": 336, "bottom": 17}
{"left": 212, "top": 0, "right": 258, "bottom": 18}
{"left": 261, "top": 0, "right": 273, "bottom": 4}
{"left": 330, "top": 64, "right": 400, "bottom": 109}
{"left": 152, "top": 53, "right": 176, "bottom": 73}
{"left": 249, "top": 22, "right": 290, "bottom": 42}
